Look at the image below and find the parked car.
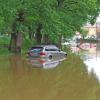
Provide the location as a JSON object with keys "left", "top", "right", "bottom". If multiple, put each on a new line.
{"left": 27, "top": 45, "right": 67, "bottom": 59}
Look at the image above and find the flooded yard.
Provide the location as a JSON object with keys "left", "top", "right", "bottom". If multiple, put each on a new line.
{"left": 0, "top": 44, "right": 100, "bottom": 100}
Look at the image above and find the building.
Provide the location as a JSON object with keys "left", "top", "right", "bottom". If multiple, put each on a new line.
{"left": 84, "top": 15, "right": 100, "bottom": 39}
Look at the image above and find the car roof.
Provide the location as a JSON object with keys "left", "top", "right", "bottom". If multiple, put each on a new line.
{"left": 32, "top": 45, "right": 58, "bottom": 48}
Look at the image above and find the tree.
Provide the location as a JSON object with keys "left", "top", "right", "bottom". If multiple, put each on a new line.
{"left": 0, "top": 0, "right": 34, "bottom": 53}
{"left": 0, "top": 0, "right": 98, "bottom": 53}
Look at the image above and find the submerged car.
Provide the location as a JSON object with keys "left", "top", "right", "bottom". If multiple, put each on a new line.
{"left": 27, "top": 45, "right": 67, "bottom": 59}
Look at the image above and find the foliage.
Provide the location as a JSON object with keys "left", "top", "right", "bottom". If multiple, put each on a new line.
{"left": 0, "top": 35, "right": 10, "bottom": 55}
{"left": 90, "top": 0, "right": 100, "bottom": 24}
{"left": 0, "top": 35, "right": 10, "bottom": 44}
{"left": 0, "top": 0, "right": 98, "bottom": 42}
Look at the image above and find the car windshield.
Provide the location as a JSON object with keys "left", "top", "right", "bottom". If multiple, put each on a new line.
{"left": 30, "top": 47, "right": 43, "bottom": 53}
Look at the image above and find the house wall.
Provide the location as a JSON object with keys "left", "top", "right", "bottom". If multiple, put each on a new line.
{"left": 84, "top": 22, "right": 100, "bottom": 39}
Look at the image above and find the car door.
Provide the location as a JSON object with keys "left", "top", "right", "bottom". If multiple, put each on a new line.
{"left": 45, "top": 46, "right": 58, "bottom": 58}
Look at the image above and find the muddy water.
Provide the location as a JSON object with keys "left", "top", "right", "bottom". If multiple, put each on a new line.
{"left": 71, "top": 43, "right": 100, "bottom": 82}
{"left": 0, "top": 54, "right": 100, "bottom": 100}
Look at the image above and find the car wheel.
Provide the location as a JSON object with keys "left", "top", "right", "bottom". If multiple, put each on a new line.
{"left": 65, "top": 54, "right": 67, "bottom": 57}
{"left": 49, "top": 55, "right": 52, "bottom": 59}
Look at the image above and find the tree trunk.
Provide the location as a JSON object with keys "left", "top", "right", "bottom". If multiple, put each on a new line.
{"left": 28, "top": 26, "right": 33, "bottom": 40}
{"left": 43, "top": 34, "right": 51, "bottom": 44}
{"left": 16, "top": 33, "right": 22, "bottom": 53}
{"left": 57, "top": 35, "right": 62, "bottom": 49}
{"left": 9, "top": 33, "right": 22, "bottom": 53}
{"left": 8, "top": 33, "right": 17, "bottom": 52}
{"left": 8, "top": 10, "right": 25, "bottom": 53}
{"left": 35, "top": 23, "right": 42, "bottom": 44}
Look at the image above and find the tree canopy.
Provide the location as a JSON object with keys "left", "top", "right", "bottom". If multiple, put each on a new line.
{"left": 0, "top": 0, "right": 98, "bottom": 34}
{"left": 0, "top": 0, "right": 98, "bottom": 52}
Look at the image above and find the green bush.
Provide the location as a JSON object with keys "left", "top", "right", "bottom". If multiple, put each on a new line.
{"left": 0, "top": 35, "right": 10, "bottom": 44}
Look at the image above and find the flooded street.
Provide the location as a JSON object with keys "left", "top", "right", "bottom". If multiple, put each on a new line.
{"left": 0, "top": 45, "right": 100, "bottom": 100}
{"left": 71, "top": 43, "right": 100, "bottom": 82}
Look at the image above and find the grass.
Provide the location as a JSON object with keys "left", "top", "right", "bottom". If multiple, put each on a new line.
{"left": 0, "top": 35, "right": 10, "bottom": 55}
{"left": 0, "top": 35, "right": 10, "bottom": 44}
{"left": 0, "top": 48, "right": 10, "bottom": 55}
{"left": 0, "top": 35, "right": 35, "bottom": 55}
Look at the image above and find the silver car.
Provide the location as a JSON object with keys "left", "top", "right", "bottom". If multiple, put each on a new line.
{"left": 27, "top": 45, "right": 67, "bottom": 59}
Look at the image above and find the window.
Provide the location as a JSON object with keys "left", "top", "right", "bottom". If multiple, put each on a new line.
{"left": 30, "top": 47, "right": 43, "bottom": 53}
{"left": 45, "top": 48, "right": 59, "bottom": 51}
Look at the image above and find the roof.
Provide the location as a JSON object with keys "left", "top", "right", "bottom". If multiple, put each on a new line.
{"left": 32, "top": 44, "right": 58, "bottom": 47}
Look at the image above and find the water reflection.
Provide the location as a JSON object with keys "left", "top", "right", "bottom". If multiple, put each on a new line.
{"left": 84, "top": 57, "right": 100, "bottom": 81}
{"left": 71, "top": 43, "right": 100, "bottom": 82}
{"left": 28, "top": 57, "right": 66, "bottom": 69}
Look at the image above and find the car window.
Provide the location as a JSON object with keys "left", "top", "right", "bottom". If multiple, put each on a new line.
{"left": 45, "top": 47, "right": 59, "bottom": 51}
{"left": 30, "top": 47, "right": 43, "bottom": 53}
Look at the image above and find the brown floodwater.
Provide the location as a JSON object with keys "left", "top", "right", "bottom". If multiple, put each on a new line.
{"left": 0, "top": 53, "right": 100, "bottom": 100}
